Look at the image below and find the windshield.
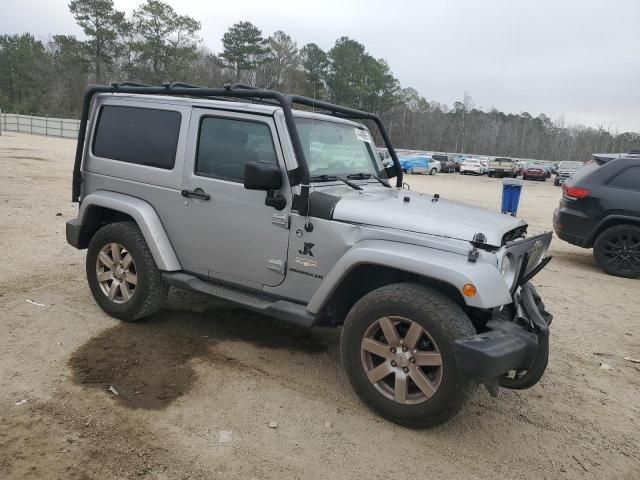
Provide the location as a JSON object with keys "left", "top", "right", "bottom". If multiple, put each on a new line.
{"left": 559, "top": 161, "right": 582, "bottom": 169}
{"left": 294, "top": 117, "right": 387, "bottom": 179}
{"left": 464, "top": 159, "right": 480, "bottom": 164}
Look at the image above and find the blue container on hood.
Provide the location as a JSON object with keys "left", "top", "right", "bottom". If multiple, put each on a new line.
{"left": 501, "top": 178, "right": 523, "bottom": 216}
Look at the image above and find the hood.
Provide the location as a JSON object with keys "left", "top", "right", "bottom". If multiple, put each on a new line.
{"left": 322, "top": 185, "right": 526, "bottom": 247}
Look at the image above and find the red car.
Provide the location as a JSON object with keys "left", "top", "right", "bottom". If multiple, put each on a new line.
{"left": 522, "top": 164, "right": 547, "bottom": 181}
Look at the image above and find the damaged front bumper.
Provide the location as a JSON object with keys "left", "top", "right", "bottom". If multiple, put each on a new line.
{"left": 454, "top": 282, "right": 552, "bottom": 393}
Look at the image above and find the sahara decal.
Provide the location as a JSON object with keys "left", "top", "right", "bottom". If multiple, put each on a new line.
{"left": 288, "top": 267, "right": 323, "bottom": 279}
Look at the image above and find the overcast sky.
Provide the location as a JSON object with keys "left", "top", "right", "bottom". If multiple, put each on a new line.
{"left": 2, "top": 0, "right": 639, "bottom": 131}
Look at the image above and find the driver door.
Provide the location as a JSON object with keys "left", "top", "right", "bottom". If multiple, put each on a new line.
{"left": 174, "top": 108, "right": 291, "bottom": 288}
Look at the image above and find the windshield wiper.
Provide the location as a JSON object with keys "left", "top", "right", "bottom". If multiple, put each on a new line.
{"left": 346, "top": 172, "right": 391, "bottom": 187}
{"left": 310, "top": 174, "right": 363, "bottom": 190}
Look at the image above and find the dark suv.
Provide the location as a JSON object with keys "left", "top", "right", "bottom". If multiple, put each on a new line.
{"left": 553, "top": 152, "right": 640, "bottom": 278}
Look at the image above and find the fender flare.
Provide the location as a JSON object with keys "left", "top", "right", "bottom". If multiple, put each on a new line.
{"left": 78, "top": 191, "right": 181, "bottom": 271}
{"left": 306, "top": 240, "right": 511, "bottom": 313}
{"left": 587, "top": 215, "right": 640, "bottom": 246}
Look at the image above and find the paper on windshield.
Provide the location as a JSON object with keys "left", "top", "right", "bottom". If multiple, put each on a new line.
{"left": 355, "top": 128, "right": 372, "bottom": 143}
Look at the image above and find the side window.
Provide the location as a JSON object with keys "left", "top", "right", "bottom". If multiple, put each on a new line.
{"left": 609, "top": 166, "right": 640, "bottom": 191}
{"left": 92, "top": 105, "right": 181, "bottom": 169}
{"left": 196, "top": 116, "right": 278, "bottom": 182}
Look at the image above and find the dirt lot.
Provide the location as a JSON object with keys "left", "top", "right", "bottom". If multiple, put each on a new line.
{"left": 1, "top": 131, "right": 638, "bottom": 479}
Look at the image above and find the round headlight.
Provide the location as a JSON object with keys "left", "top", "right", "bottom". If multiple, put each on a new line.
{"left": 500, "top": 253, "right": 517, "bottom": 287}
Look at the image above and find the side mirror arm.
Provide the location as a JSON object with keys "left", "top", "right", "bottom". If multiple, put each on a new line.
{"left": 265, "top": 189, "right": 287, "bottom": 210}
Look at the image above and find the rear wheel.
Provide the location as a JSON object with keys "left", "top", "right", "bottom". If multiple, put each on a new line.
{"left": 593, "top": 225, "right": 640, "bottom": 278}
{"left": 430, "top": 168, "right": 437, "bottom": 175}
{"left": 340, "top": 284, "right": 477, "bottom": 428}
{"left": 86, "top": 222, "right": 169, "bottom": 321}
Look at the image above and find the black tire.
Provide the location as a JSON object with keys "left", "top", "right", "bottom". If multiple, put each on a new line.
{"left": 593, "top": 224, "right": 640, "bottom": 278}
{"left": 86, "top": 222, "right": 169, "bottom": 321}
{"left": 488, "top": 172, "right": 494, "bottom": 178}
{"left": 430, "top": 168, "right": 437, "bottom": 176}
{"left": 554, "top": 178, "right": 560, "bottom": 186}
{"left": 340, "top": 283, "right": 477, "bottom": 428}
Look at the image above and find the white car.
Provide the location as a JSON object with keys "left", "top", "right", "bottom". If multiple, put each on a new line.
{"left": 460, "top": 158, "right": 484, "bottom": 175}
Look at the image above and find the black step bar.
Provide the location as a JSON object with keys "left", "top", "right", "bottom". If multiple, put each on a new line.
{"left": 71, "top": 82, "right": 403, "bottom": 214}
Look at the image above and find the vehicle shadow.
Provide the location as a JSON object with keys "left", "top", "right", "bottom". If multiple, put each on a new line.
{"left": 68, "top": 289, "right": 334, "bottom": 410}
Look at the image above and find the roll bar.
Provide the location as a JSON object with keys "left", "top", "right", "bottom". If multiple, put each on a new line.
{"left": 71, "top": 82, "right": 403, "bottom": 213}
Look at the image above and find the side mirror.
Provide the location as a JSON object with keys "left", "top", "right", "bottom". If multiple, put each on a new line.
{"left": 244, "top": 161, "right": 282, "bottom": 191}
{"left": 244, "top": 161, "right": 286, "bottom": 210}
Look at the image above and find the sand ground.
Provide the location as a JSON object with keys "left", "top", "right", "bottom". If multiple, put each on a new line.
{"left": 0, "top": 131, "right": 638, "bottom": 479}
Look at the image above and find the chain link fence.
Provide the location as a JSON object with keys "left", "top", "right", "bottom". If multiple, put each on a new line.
{"left": 0, "top": 111, "right": 80, "bottom": 139}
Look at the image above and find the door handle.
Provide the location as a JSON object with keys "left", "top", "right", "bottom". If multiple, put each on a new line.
{"left": 181, "top": 188, "right": 210, "bottom": 201}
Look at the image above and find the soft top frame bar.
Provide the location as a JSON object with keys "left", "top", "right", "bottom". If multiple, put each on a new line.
{"left": 72, "top": 82, "right": 403, "bottom": 212}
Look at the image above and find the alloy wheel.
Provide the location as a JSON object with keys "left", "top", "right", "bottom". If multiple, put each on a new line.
{"left": 360, "top": 316, "right": 443, "bottom": 405}
{"left": 602, "top": 232, "right": 640, "bottom": 274}
{"left": 95, "top": 242, "right": 138, "bottom": 304}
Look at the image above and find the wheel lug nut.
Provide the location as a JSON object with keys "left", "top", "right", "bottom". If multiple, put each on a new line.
{"left": 390, "top": 348, "right": 396, "bottom": 354}
{"left": 403, "top": 367, "right": 409, "bottom": 373}
{"left": 410, "top": 357, "right": 415, "bottom": 363}
{"left": 391, "top": 361, "right": 397, "bottom": 367}
{"left": 402, "top": 346, "right": 407, "bottom": 352}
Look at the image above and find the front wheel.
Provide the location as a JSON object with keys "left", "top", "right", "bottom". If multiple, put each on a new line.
{"left": 430, "top": 168, "right": 437, "bottom": 175}
{"left": 340, "top": 284, "right": 477, "bottom": 428}
{"left": 593, "top": 224, "right": 640, "bottom": 278}
{"left": 86, "top": 222, "right": 169, "bottom": 321}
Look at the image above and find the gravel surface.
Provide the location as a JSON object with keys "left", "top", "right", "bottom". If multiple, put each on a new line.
{"left": 1, "top": 132, "right": 638, "bottom": 479}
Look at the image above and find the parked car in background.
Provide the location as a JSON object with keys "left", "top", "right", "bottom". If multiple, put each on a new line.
{"left": 488, "top": 157, "right": 517, "bottom": 178}
{"left": 522, "top": 164, "right": 548, "bottom": 181}
{"left": 432, "top": 153, "right": 455, "bottom": 173}
{"left": 515, "top": 161, "right": 528, "bottom": 176}
{"left": 554, "top": 152, "right": 640, "bottom": 277}
{"left": 399, "top": 155, "right": 441, "bottom": 175}
{"left": 479, "top": 158, "right": 489, "bottom": 174}
{"left": 460, "top": 158, "right": 484, "bottom": 175}
{"left": 554, "top": 161, "right": 583, "bottom": 186}
{"left": 453, "top": 154, "right": 466, "bottom": 171}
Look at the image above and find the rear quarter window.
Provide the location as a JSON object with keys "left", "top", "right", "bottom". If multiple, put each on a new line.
{"left": 92, "top": 105, "right": 181, "bottom": 169}
{"left": 608, "top": 165, "right": 640, "bottom": 191}
{"left": 566, "top": 161, "right": 598, "bottom": 183}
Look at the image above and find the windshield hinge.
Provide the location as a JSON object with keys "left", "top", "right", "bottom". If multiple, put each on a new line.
{"left": 272, "top": 212, "right": 290, "bottom": 229}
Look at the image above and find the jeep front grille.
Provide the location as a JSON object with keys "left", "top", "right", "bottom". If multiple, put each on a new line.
{"left": 504, "top": 232, "right": 553, "bottom": 289}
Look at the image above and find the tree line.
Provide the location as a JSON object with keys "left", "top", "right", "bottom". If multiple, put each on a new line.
{"left": 0, "top": 0, "right": 637, "bottom": 161}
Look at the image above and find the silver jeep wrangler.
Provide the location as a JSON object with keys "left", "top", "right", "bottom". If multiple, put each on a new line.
{"left": 67, "top": 82, "right": 553, "bottom": 428}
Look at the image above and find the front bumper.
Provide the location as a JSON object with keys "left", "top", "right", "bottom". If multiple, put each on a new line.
{"left": 454, "top": 283, "right": 551, "bottom": 389}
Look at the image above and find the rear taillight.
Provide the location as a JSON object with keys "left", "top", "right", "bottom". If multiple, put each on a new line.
{"left": 562, "top": 184, "right": 589, "bottom": 200}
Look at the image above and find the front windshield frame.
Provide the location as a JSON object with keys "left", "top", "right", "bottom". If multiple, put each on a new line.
{"left": 293, "top": 116, "right": 388, "bottom": 181}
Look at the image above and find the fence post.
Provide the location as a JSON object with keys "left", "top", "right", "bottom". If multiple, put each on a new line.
{"left": 30, "top": 115, "right": 33, "bottom": 134}
{"left": 0, "top": 108, "right": 2, "bottom": 136}
{"left": 45, "top": 115, "right": 48, "bottom": 136}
